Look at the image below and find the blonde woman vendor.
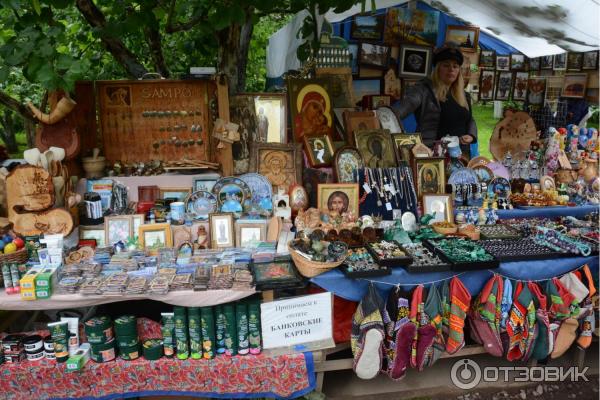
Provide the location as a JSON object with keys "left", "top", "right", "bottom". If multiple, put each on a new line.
{"left": 392, "top": 42, "right": 477, "bottom": 156}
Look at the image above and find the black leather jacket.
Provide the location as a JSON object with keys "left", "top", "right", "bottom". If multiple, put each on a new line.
{"left": 391, "top": 78, "right": 478, "bottom": 147}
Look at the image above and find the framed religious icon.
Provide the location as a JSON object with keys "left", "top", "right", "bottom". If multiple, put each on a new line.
{"left": 317, "top": 183, "right": 359, "bottom": 216}
{"left": 287, "top": 78, "right": 334, "bottom": 143}
{"left": 343, "top": 110, "right": 380, "bottom": 146}
{"left": 444, "top": 25, "right": 479, "bottom": 52}
{"left": 414, "top": 157, "right": 446, "bottom": 198}
{"left": 209, "top": 212, "right": 235, "bottom": 249}
{"left": 303, "top": 134, "right": 335, "bottom": 167}
{"left": 582, "top": 51, "right": 598, "bottom": 70}
{"left": 526, "top": 77, "right": 546, "bottom": 106}
{"left": 567, "top": 52, "right": 583, "bottom": 72}
{"left": 395, "top": 144, "right": 414, "bottom": 164}
{"left": 376, "top": 106, "right": 402, "bottom": 133}
{"left": 398, "top": 44, "right": 432, "bottom": 78}
{"left": 510, "top": 54, "right": 525, "bottom": 71}
{"left": 393, "top": 133, "right": 422, "bottom": 148}
{"left": 529, "top": 57, "right": 540, "bottom": 71}
{"left": 541, "top": 55, "right": 553, "bottom": 70}
{"left": 251, "top": 93, "right": 287, "bottom": 144}
{"left": 235, "top": 220, "right": 266, "bottom": 248}
{"left": 159, "top": 187, "right": 191, "bottom": 201}
{"left": 359, "top": 42, "right": 391, "bottom": 69}
{"left": 513, "top": 71, "right": 529, "bottom": 101}
{"left": 479, "top": 70, "right": 495, "bottom": 100}
{"left": 249, "top": 142, "right": 303, "bottom": 193}
{"left": 562, "top": 74, "right": 588, "bottom": 98}
{"left": 104, "top": 215, "right": 132, "bottom": 245}
{"left": 354, "top": 129, "right": 397, "bottom": 168}
{"left": 494, "top": 71, "right": 513, "bottom": 101}
{"left": 79, "top": 225, "right": 106, "bottom": 247}
{"left": 383, "top": 67, "right": 402, "bottom": 101}
{"left": 138, "top": 223, "right": 173, "bottom": 249}
{"left": 333, "top": 146, "right": 364, "bottom": 183}
{"left": 422, "top": 194, "right": 453, "bottom": 223}
{"left": 350, "top": 13, "right": 385, "bottom": 41}
{"left": 553, "top": 53, "right": 567, "bottom": 71}
{"left": 479, "top": 50, "right": 495, "bottom": 68}
{"left": 230, "top": 94, "right": 259, "bottom": 174}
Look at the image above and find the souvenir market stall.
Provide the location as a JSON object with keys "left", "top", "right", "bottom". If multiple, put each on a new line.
{"left": 0, "top": 2, "right": 599, "bottom": 398}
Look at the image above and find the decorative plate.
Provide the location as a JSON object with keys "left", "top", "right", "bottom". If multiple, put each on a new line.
{"left": 472, "top": 164, "right": 494, "bottom": 184}
{"left": 211, "top": 177, "right": 252, "bottom": 206}
{"left": 240, "top": 173, "right": 273, "bottom": 208}
{"left": 185, "top": 190, "right": 217, "bottom": 219}
{"left": 467, "top": 156, "right": 490, "bottom": 169}
{"left": 488, "top": 177, "right": 511, "bottom": 198}
{"left": 540, "top": 175, "right": 556, "bottom": 191}
{"left": 448, "top": 168, "right": 479, "bottom": 185}
{"left": 376, "top": 106, "right": 402, "bottom": 133}
{"left": 486, "top": 161, "right": 511, "bottom": 180}
{"left": 401, "top": 212, "right": 417, "bottom": 232}
{"left": 333, "top": 146, "right": 364, "bottom": 183}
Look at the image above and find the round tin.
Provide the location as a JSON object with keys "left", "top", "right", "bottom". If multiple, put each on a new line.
{"left": 119, "top": 343, "right": 140, "bottom": 361}
{"left": 2, "top": 334, "right": 24, "bottom": 353}
{"left": 23, "top": 335, "right": 43, "bottom": 353}
{"left": 26, "top": 350, "right": 45, "bottom": 361}
{"left": 142, "top": 339, "right": 163, "bottom": 361}
{"left": 114, "top": 315, "right": 137, "bottom": 337}
{"left": 90, "top": 339, "right": 117, "bottom": 363}
{"left": 45, "top": 351, "right": 55, "bottom": 360}
{"left": 85, "top": 316, "right": 114, "bottom": 344}
{"left": 43, "top": 335, "right": 54, "bottom": 352}
{"left": 117, "top": 335, "right": 140, "bottom": 348}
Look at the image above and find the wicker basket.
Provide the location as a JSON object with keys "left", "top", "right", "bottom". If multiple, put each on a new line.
{"left": 0, "top": 247, "right": 28, "bottom": 265}
{"left": 432, "top": 223, "right": 458, "bottom": 235}
{"left": 288, "top": 243, "right": 348, "bottom": 278}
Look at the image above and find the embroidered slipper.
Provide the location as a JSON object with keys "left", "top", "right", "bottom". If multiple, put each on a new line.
{"left": 416, "top": 324, "right": 436, "bottom": 371}
{"left": 529, "top": 282, "right": 552, "bottom": 361}
{"left": 351, "top": 284, "right": 385, "bottom": 380}
{"left": 576, "top": 309, "right": 595, "bottom": 349}
{"left": 446, "top": 277, "right": 471, "bottom": 354}
{"left": 389, "top": 321, "right": 416, "bottom": 380}
{"left": 355, "top": 328, "right": 384, "bottom": 379}
{"left": 550, "top": 318, "right": 579, "bottom": 359}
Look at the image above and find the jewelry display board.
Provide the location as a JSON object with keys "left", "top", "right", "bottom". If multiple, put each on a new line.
{"left": 96, "top": 80, "right": 218, "bottom": 163}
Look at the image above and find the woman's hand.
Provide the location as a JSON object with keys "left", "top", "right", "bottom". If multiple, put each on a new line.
{"left": 460, "top": 135, "right": 473, "bottom": 145}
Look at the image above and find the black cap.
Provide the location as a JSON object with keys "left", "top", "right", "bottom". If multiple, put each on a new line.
{"left": 433, "top": 42, "right": 464, "bottom": 66}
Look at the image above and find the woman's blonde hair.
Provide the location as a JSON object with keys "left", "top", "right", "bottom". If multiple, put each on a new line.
{"left": 431, "top": 62, "right": 469, "bottom": 110}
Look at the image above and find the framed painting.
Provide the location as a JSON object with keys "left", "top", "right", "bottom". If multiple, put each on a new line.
{"left": 582, "top": 51, "right": 598, "bottom": 70}
{"left": 513, "top": 71, "right": 529, "bottom": 101}
{"left": 496, "top": 55, "right": 510, "bottom": 71}
{"left": 402, "top": 78, "right": 419, "bottom": 94}
{"left": 567, "top": 52, "right": 583, "bottom": 72}
{"left": 159, "top": 187, "right": 191, "bottom": 201}
{"left": 304, "top": 134, "right": 335, "bottom": 167}
{"left": 354, "top": 129, "right": 397, "bottom": 168}
{"left": 350, "top": 13, "right": 385, "bottom": 41}
{"left": 249, "top": 142, "right": 303, "bottom": 193}
{"left": 351, "top": 78, "right": 383, "bottom": 104}
{"left": 541, "top": 55, "right": 553, "bottom": 70}
{"left": 383, "top": 7, "right": 439, "bottom": 46}
{"left": 359, "top": 42, "right": 391, "bottom": 69}
{"left": 479, "top": 70, "right": 495, "bottom": 100}
{"left": 209, "top": 212, "right": 235, "bottom": 249}
{"left": 138, "top": 223, "right": 172, "bottom": 249}
{"left": 414, "top": 157, "right": 446, "bottom": 198}
{"left": 348, "top": 43, "right": 359, "bottom": 75}
{"left": 423, "top": 194, "right": 453, "bottom": 223}
{"left": 562, "top": 74, "right": 588, "bottom": 98}
{"left": 193, "top": 177, "right": 218, "bottom": 193}
{"left": 333, "top": 146, "right": 364, "bottom": 183}
{"left": 79, "top": 225, "right": 106, "bottom": 247}
{"left": 495, "top": 71, "right": 513, "bottom": 101}
{"left": 529, "top": 57, "right": 540, "bottom": 71}
{"left": 553, "top": 53, "right": 567, "bottom": 71}
{"left": 510, "top": 54, "right": 525, "bottom": 71}
{"left": 104, "top": 215, "right": 132, "bottom": 245}
{"left": 383, "top": 67, "right": 402, "bottom": 100}
{"left": 315, "top": 72, "right": 355, "bottom": 109}
{"left": 230, "top": 94, "right": 258, "bottom": 174}
{"left": 398, "top": 44, "right": 432, "bottom": 78}
{"left": 235, "top": 220, "right": 266, "bottom": 248}
{"left": 343, "top": 110, "right": 380, "bottom": 146}
{"left": 444, "top": 25, "right": 479, "bottom": 52}
{"left": 479, "top": 50, "right": 495, "bottom": 68}
{"left": 131, "top": 214, "right": 145, "bottom": 238}
{"left": 526, "top": 77, "right": 546, "bottom": 106}
{"left": 287, "top": 78, "right": 334, "bottom": 143}
{"left": 317, "top": 183, "right": 360, "bottom": 216}
{"left": 251, "top": 93, "right": 287, "bottom": 143}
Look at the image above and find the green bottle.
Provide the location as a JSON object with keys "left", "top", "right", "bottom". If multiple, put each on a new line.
{"left": 248, "top": 301, "right": 262, "bottom": 355}
{"left": 215, "top": 305, "right": 226, "bottom": 354}
{"left": 200, "top": 307, "right": 215, "bottom": 359}
{"left": 174, "top": 306, "right": 189, "bottom": 359}
{"left": 188, "top": 307, "right": 202, "bottom": 359}
{"left": 236, "top": 302, "right": 249, "bottom": 355}
{"left": 224, "top": 304, "right": 238, "bottom": 356}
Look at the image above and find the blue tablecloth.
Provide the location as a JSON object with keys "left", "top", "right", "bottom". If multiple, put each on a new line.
{"left": 311, "top": 256, "right": 599, "bottom": 302}
{"left": 497, "top": 204, "right": 599, "bottom": 219}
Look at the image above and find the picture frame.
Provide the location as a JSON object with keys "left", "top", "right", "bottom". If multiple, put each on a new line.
{"left": 104, "top": 215, "right": 132, "bottom": 245}
{"left": 359, "top": 42, "right": 391, "bottom": 69}
{"left": 562, "top": 74, "right": 588, "bottom": 98}
{"left": 393, "top": 133, "right": 422, "bottom": 148}
{"left": 553, "top": 53, "right": 567, "bottom": 71}
{"left": 540, "top": 55, "right": 553, "bottom": 70}
{"left": 235, "top": 220, "right": 266, "bottom": 248}
{"left": 131, "top": 214, "right": 145, "bottom": 238}
{"left": 286, "top": 77, "right": 334, "bottom": 143}
{"left": 333, "top": 146, "right": 364, "bottom": 183}
{"left": 422, "top": 194, "right": 453, "bottom": 223}
{"left": 402, "top": 78, "right": 420, "bottom": 94}
{"left": 398, "top": 44, "right": 432, "bottom": 78}
{"left": 510, "top": 54, "right": 525, "bottom": 71}
{"left": 526, "top": 77, "right": 547, "bottom": 106}
{"left": 383, "top": 7, "right": 439, "bottom": 46}
{"left": 251, "top": 93, "right": 288, "bottom": 143}
{"left": 138, "top": 223, "right": 172, "bottom": 249}
{"left": 354, "top": 129, "right": 397, "bottom": 168}
{"left": 383, "top": 66, "right": 402, "bottom": 100}
{"left": 496, "top": 55, "right": 510, "bottom": 71}
{"left": 248, "top": 142, "right": 303, "bottom": 192}
{"left": 479, "top": 70, "right": 495, "bottom": 100}
{"left": 350, "top": 13, "right": 385, "bottom": 41}
{"left": 343, "top": 110, "right": 380, "bottom": 145}
{"left": 412, "top": 143, "right": 433, "bottom": 158}
{"left": 348, "top": 43, "right": 359, "bottom": 75}
{"left": 160, "top": 187, "right": 191, "bottom": 201}
{"left": 79, "top": 225, "right": 106, "bottom": 247}
{"left": 513, "top": 71, "right": 529, "bottom": 101}
{"left": 414, "top": 157, "right": 446, "bottom": 198}
{"left": 479, "top": 50, "right": 495, "bottom": 68}
{"left": 230, "top": 94, "right": 258, "bottom": 174}
{"left": 529, "top": 57, "right": 540, "bottom": 71}
{"left": 351, "top": 78, "right": 383, "bottom": 104}
{"left": 304, "top": 134, "right": 335, "bottom": 167}
{"left": 315, "top": 71, "right": 356, "bottom": 110}
{"left": 395, "top": 144, "right": 414, "bottom": 164}
{"left": 209, "top": 212, "right": 235, "bottom": 249}
{"left": 582, "top": 51, "right": 599, "bottom": 70}
{"left": 317, "top": 183, "right": 360, "bottom": 215}
{"left": 193, "top": 177, "right": 218, "bottom": 193}
{"left": 362, "top": 94, "right": 391, "bottom": 110}
{"left": 495, "top": 71, "right": 513, "bottom": 101}
{"left": 444, "top": 25, "right": 479, "bottom": 52}
{"left": 567, "top": 52, "right": 583, "bottom": 72}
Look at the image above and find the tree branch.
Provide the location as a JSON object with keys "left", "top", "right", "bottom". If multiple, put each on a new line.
{"left": 75, "top": 0, "right": 148, "bottom": 78}
{"left": 144, "top": 25, "right": 170, "bottom": 78}
{"left": 0, "top": 90, "right": 35, "bottom": 122}
{"left": 165, "top": 0, "right": 208, "bottom": 33}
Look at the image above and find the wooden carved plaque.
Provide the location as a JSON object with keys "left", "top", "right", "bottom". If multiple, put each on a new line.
{"left": 7, "top": 165, "right": 54, "bottom": 221}
{"left": 249, "top": 142, "right": 303, "bottom": 193}
{"left": 13, "top": 208, "right": 74, "bottom": 236}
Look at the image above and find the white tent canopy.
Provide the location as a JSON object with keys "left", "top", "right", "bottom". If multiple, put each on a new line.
{"left": 267, "top": 0, "right": 600, "bottom": 79}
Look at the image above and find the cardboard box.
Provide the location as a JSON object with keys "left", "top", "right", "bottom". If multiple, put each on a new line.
{"left": 66, "top": 344, "right": 90, "bottom": 372}
{"left": 35, "top": 267, "right": 58, "bottom": 299}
